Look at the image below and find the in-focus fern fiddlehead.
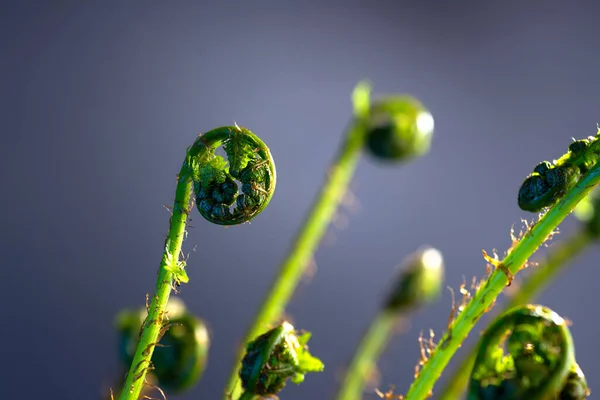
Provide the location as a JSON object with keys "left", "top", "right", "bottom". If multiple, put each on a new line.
{"left": 238, "top": 321, "right": 324, "bottom": 400}
{"left": 224, "top": 81, "right": 435, "bottom": 399}
{"left": 190, "top": 125, "right": 276, "bottom": 225}
{"left": 119, "top": 125, "right": 275, "bottom": 400}
{"left": 468, "top": 304, "right": 588, "bottom": 400}
{"left": 403, "top": 131, "right": 600, "bottom": 400}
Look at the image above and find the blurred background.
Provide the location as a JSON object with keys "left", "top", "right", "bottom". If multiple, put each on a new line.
{"left": 3, "top": 1, "right": 600, "bottom": 399}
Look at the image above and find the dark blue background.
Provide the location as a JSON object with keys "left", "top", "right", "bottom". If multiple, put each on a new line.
{"left": 3, "top": 2, "right": 600, "bottom": 399}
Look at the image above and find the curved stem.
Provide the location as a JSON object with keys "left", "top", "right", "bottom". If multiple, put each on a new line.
{"left": 223, "top": 84, "right": 372, "bottom": 399}
{"left": 336, "top": 311, "right": 400, "bottom": 400}
{"left": 437, "top": 229, "right": 591, "bottom": 400}
{"left": 119, "top": 164, "right": 193, "bottom": 400}
{"left": 404, "top": 163, "right": 600, "bottom": 400}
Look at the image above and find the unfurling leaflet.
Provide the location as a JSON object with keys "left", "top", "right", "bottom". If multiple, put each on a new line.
{"left": 468, "top": 304, "right": 588, "bottom": 400}
{"left": 239, "top": 321, "right": 323, "bottom": 398}
{"left": 188, "top": 125, "right": 276, "bottom": 225}
{"left": 518, "top": 132, "right": 600, "bottom": 212}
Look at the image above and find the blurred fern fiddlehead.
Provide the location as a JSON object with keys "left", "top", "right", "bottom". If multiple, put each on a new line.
{"left": 404, "top": 131, "right": 600, "bottom": 400}
{"left": 238, "top": 322, "right": 324, "bottom": 400}
{"left": 468, "top": 304, "right": 588, "bottom": 400}
{"left": 336, "top": 247, "right": 444, "bottom": 400}
{"left": 119, "top": 126, "right": 275, "bottom": 400}
{"left": 116, "top": 298, "right": 210, "bottom": 394}
{"left": 224, "top": 82, "right": 435, "bottom": 399}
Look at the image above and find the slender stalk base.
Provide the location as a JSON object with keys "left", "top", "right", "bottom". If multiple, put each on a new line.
{"left": 336, "top": 311, "right": 400, "bottom": 400}
{"left": 119, "top": 166, "right": 193, "bottom": 400}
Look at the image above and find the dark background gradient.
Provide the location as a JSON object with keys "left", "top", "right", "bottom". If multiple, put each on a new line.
{"left": 3, "top": 2, "right": 600, "bottom": 399}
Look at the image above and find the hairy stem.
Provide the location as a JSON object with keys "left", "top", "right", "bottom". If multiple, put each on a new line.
{"left": 336, "top": 311, "right": 400, "bottom": 400}
{"left": 438, "top": 229, "right": 591, "bottom": 400}
{"left": 404, "top": 163, "right": 600, "bottom": 400}
{"left": 224, "top": 84, "right": 372, "bottom": 399}
{"left": 119, "top": 165, "right": 193, "bottom": 400}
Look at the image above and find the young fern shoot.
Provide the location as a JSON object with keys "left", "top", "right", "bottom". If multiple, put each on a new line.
{"left": 403, "top": 131, "right": 600, "bottom": 400}
{"left": 238, "top": 322, "right": 324, "bottom": 400}
{"left": 336, "top": 247, "right": 444, "bottom": 400}
{"left": 468, "top": 304, "right": 588, "bottom": 399}
{"left": 119, "top": 126, "right": 276, "bottom": 400}
{"left": 224, "top": 81, "right": 436, "bottom": 399}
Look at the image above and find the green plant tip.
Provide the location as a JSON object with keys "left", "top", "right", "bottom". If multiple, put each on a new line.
{"left": 188, "top": 125, "right": 276, "bottom": 225}
{"left": 117, "top": 298, "right": 210, "bottom": 392}
{"left": 518, "top": 132, "right": 600, "bottom": 212}
{"left": 239, "top": 321, "right": 324, "bottom": 396}
{"left": 383, "top": 246, "right": 444, "bottom": 312}
{"left": 363, "top": 95, "right": 434, "bottom": 161}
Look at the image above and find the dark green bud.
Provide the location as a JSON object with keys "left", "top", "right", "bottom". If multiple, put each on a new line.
{"left": 117, "top": 298, "right": 210, "bottom": 392}
{"left": 240, "top": 322, "right": 324, "bottom": 396}
{"left": 364, "top": 95, "right": 434, "bottom": 162}
{"left": 383, "top": 246, "right": 444, "bottom": 312}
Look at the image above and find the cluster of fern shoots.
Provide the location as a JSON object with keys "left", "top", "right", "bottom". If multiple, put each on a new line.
{"left": 108, "top": 82, "right": 598, "bottom": 400}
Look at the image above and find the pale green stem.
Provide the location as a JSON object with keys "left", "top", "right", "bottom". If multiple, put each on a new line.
{"left": 404, "top": 164, "right": 600, "bottom": 400}
{"left": 224, "top": 85, "right": 372, "bottom": 399}
{"left": 336, "top": 311, "right": 400, "bottom": 400}
{"left": 119, "top": 164, "right": 193, "bottom": 400}
{"left": 438, "top": 229, "right": 591, "bottom": 400}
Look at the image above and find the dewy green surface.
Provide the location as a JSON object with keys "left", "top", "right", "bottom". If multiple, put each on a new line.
{"left": 404, "top": 162, "right": 600, "bottom": 400}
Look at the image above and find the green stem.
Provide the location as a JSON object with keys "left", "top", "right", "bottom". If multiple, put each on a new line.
{"left": 438, "top": 229, "right": 591, "bottom": 400}
{"left": 404, "top": 163, "right": 600, "bottom": 400}
{"left": 119, "top": 164, "right": 193, "bottom": 400}
{"left": 223, "top": 85, "right": 372, "bottom": 399}
{"left": 238, "top": 392, "right": 256, "bottom": 400}
{"left": 336, "top": 311, "right": 400, "bottom": 400}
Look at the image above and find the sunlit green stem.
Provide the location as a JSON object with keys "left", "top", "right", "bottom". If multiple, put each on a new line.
{"left": 438, "top": 230, "right": 591, "bottom": 400}
{"left": 223, "top": 83, "right": 372, "bottom": 399}
{"left": 119, "top": 164, "right": 193, "bottom": 400}
{"left": 336, "top": 311, "right": 400, "bottom": 400}
{"left": 404, "top": 163, "right": 600, "bottom": 400}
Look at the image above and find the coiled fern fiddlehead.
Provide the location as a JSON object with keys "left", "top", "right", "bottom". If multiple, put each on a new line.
{"left": 518, "top": 136, "right": 600, "bottom": 212}
{"left": 403, "top": 131, "right": 600, "bottom": 400}
{"left": 468, "top": 304, "right": 588, "bottom": 400}
{"left": 224, "top": 82, "right": 435, "bottom": 399}
{"left": 119, "top": 125, "right": 275, "bottom": 400}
